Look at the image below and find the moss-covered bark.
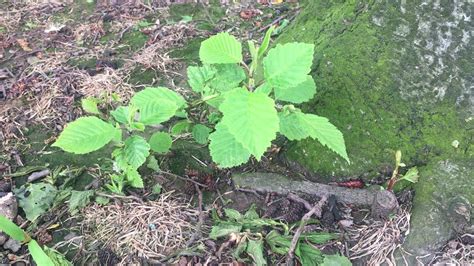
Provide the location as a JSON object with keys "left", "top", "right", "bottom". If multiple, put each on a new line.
{"left": 277, "top": 0, "right": 472, "bottom": 178}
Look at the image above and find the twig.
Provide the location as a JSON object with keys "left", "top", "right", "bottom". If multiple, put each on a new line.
{"left": 186, "top": 184, "right": 205, "bottom": 247}
{"left": 286, "top": 196, "right": 327, "bottom": 265}
{"left": 27, "top": 169, "right": 50, "bottom": 182}
{"left": 287, "top": 193, "right": 312, "bottom": 211}
{"left": 160, "top": 171, "right": 208, "bottom": 188}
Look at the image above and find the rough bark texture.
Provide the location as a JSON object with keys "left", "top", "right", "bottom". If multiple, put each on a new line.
{"left": 371, "top": 190, "right": 398, "bottom": 220}
{"left": 233, "top": 172, "right": 377, "bottom": 206}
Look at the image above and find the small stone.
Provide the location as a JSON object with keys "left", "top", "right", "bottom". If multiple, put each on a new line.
{"left": 3, "top": 238, "right": 21, "bottom": 253}
{"left": 0, "top": 193, "right": 18, "bottom": 220}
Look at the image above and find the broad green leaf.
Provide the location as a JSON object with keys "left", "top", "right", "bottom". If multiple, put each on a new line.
{"left": 132, "top": 87, "right": 186, "bottom": 110}
{"left": 321, "top": 254, "right": 352, "bottom": 266}
{"left": 53, "top": 117, "right": 118, "bottom": 154}
{"left": 187, "top": 65, "right": 216, "bottom": 92}
{"left": 274, "top": 75, "right": 316, "bottom": 103}
{"left": 200, "top": 32, "right": 242, "bottom": 64}
{"left": 219, "top": 88, "right": 279, "bottom": 159}
{"left": 152, "top": 183, "right": 162, "bottom": 195}
{"left": 295, "top": 243, "right": 324, "bottom": 266}
{"left": 254, "top": 83, "right": 272, "bottom": 95}
{"left": 209, "top": 221, "right": 242, "bottom": 239}
{"left": 149, "top": 132, "right": 172, "bottom": 154}
{"left": 81, "top": 98, "right": 100, "bottom": 114}
{"left": 147, "top": 156, "right": 160, "bottom": 172}
{"left": 303, "top": 232, "right": 338, "bottom": 244}
{"left": 209, "top": 64, "right": 246, "bottom": 92}
{"left": 68, "top": 190, "right": 94, "bottom": 215}
{"left": 126, "top": 168, "right": 144, "bottom": 188}
{"left": 0, "top": 215, "right": 27, "bottom": 242}
{"left": 246, "top": 239, "right": 267, "bottom": 266}
{"left": 14, "top": 183, "right": 58, "bottom": 222}
{"left": 263, "top": 43, "right": 314, "bottom": 89}
{"left": 232, "top": 238, "right": 248, "bottom": 260}
{"left": 279, "top": 111, "right": 349, "bottom": 162}
{"left": 258, "top": 25, "right": 275, "bottom": 58}
{"left": 400, "top": 167, "right": 419, "bottom": 183}
{"left": 192, "top": 124, "right": 212, "bottom": 144}
{"left": 209, "top": 123, "right": 251, "bottom": 168}
{"left": 95, "top": 196, "right": 110, "bottom": 205}
{"left": 111, "top": 106, "right": 131, "bottom": 124}
{"left": 170, "top": 120, "right": 192, "bottom": 135}
{"left": 243, "top": 204, "right": 260, "bottom": 220}
{"left": 28, "top": 240, "right": 54, "bottom": 266}
{"left": 266, "top": 230, "right": 290, "bottom": 255}
{"left": 130, "top": 122, "right": 145, "bottom": 131}
{"left": 43, "top": 246, "right": 73, "bottom": 266}
{"left": 123, "top": 136, "right": 150, "bottom": 168}
{"left": 138, "top": 100, "right": 178, "bottom": 125}
{"left": 224, "top": 208, "right": 242, "bottom": 221}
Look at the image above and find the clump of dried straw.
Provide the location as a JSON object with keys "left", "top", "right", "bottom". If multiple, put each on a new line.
{"left": 80, "top": 192, "right": 201, "bottom": 263}
{"left": 348, "top": 208, "right": 410, "bottom": 265}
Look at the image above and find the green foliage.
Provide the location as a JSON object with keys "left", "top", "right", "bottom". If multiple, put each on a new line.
{"left": 149, "top": 132, "right": 172, "bottom": 153}
{"left": 68, "top": 190, "right": 94, "bottom": 215}
{"left": 210, "top": 206, "right": 343, "bottom": 265}
{"left": 53, "top": 117, "right": 118, "bottom": 154}
{"left": 0, "top": 215, "right": 65, "bottom": 266}
{"left": 321, "top": 254, "right": 352, "bottom": 266}
{"left": 54, "top": 28, "right": 349, "bottom": 191}
{"left": 14, "top": 183, "right": 58, "bottom": 222}
{"left": 81, "top": 97, "right": 100, "bottom": 114}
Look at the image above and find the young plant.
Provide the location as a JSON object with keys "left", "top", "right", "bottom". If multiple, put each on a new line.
{"left": 209, "top": 205, "right": 348, "bottom": 265}
{"left": 0, "top": 215, "right": 69, "bottom": 266}
{"left": 386, "top": 150, "right": 419, "bottom": 191}
{"left": 52, "top": 28, "right": 349, "bottom": 189}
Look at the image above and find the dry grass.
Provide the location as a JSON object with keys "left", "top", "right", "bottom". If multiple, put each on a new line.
{"left": 347, "top": 208, "right": 411, "bottom": 265}
{"left": 79, "top": 192, "right": 202, "bottom": 263}
{"left": 428, "top": 234, "right": 473, "bottom": 265}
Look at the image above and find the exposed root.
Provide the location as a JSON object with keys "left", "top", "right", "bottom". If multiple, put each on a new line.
{"left": 429, "top": 234, "right": 473, "bottom": 265}
{"left": 80, "top": 192, "right": 203, "bottom": 263}
{"left": 347, "top": 208, "right": 410, "bottom": 265}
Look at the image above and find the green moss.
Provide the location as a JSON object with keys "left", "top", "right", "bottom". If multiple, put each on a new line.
{"left": 117, "top": 30, "right": 148, "bottom": 52}
{"left": 128, "top": 67, "right": 162, "bottom": 87}
{"left": 67, "top": 58, "right": 97, "bottom": 70}
{"left": 277, "top": 0, "right": 472, "bottom": 178}
{"left": 169, "top": 37, "right": 204, "bottom": 64}
{"left": 169, "top": 2, "right": 224, "bottom": 30}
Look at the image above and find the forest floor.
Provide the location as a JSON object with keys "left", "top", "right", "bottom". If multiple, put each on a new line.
{"left": 0, "top": 1, "right": 468, "bottom": 265}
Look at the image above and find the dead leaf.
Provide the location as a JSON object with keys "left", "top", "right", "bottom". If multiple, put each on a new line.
{"left": 16, "top": 39, "right": 32, "bottom": 52}
{"left": 272, "top": 0, "right": 283, "bottom": 4}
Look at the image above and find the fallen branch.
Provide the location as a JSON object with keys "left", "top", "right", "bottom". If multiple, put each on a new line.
{"left": 287, "top": 196, "right": 328, "bottom": 265}
{"left": 27, "top": 169, "right": 50, "bottom": 182}
{"left": 287, "top": 193, "right": 312, "bottom": 211}
{"left": 186, "top": 184, "right": 205, "bottom": 247}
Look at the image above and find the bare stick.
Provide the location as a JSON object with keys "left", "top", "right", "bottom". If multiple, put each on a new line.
{"left": 287, "top": 196, "right": 327, "bottom": 265}
{"left": 27, "top": 169, "right": 50, "bottom": 182}
{"left": 186, "top": 184, "right": 205, "bottom": 247}
{"left": 287, "top": 193, "right": 312, "bottom": 211}
{"left": 160, "top": 171, "right": 208, "bottom": 188}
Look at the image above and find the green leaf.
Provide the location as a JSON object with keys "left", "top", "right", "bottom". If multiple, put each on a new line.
{"left": 131, "top": 87, "right": 187, "bottom": 110}
{"left": 81, "top": 98, "right": 100, "bottom": 114}
{"left": 43, "top": 246, "right": 73, "bottom": 266}
{"left": 274, "top": 75, "right": 316, "bottom": 104}
{"left": 147, "top": 156, "right": 160, "bottom": 172}
{"left": 321, "top": 254, "right": 352, "bottom": 266}
{"left": 187, "top": 65, "right": 216, "bottom": 92}
{"left": 219, "top": 88, "right": 279, "bottom": 159}
{"left": 263, "top": 43, "right": 314, "bottom": 89}
{"left": 199, "top": 32, "right": 242, "bottom": 64}
{"left": 302, "top": 232, "right": 338, "bottom": 244}
{"left": 209, "top": 123, "right": 251, "bottom": 168}
{"left": 149, "top": 132, "right": 172, "bottom": 154}
{"left": 400, "top": 167, "right": 419, "bottom": 183}
{"left": 279, "top": 111, "right": 349, "bottom": 162}
{"left": 209, "top": 64, "right": 246, "bottom": 92}
{"left": 258, "top": 25, "right": 275, "bottom": 58}
{"left": 246, "top": 239, "right": 267, "bottom": 266}
{"left": 126, "top": 168, "right": 144, "bottom": 188}
{"left": 152, "top": 183, "right": 162, "bottom": 195}
{"left": 243, "top": 204, "right": 260, "bottom": 220}
{"left": 53, "top": 117, "right": 118, "bottom": 154}
{"left": 28, "top": 240, "right": 54, "bottom": 266}
{"left": 192, "top": 124, "right": 212, "bottom": 144}
{"left": 266, "top": 230, "right": 290, "bottom": 255}
{"left": 95, "top": 196, "right": 110, "bottom": 205}
{"left": 295, "top": 243, "right": 324, "bottom": 266}
{"left": 254, "top": 83, "right": 272, "bottom": 95}
{"left": 111, "top": 106, "right": 131, "bottom": 124}
{"left": 130, "top": 122, "right": 145, "bottom": 131}
{"left": 68, "top": 190, "right": 94, "bottom": 215}
{"left": 14, "top": 183, "right": 58, "bottom": 222}
{"left": 138, "top": 100, "right": 178, "bottom": 125}
{"left": 123, "top": 136, "right": 150, "bottom": 168}
{"left": 224, "top": 208, "right": 242, "bottom": 221}
{"left": 170, "top": 120, "right": 192, "bottom": 135}
{"left": 209, "top": 222, "right": 242, "bottom": 239}
{"left": 232, "top": 238, "right": 248, "bottom": 260}
{"left": 0, "top": 215, "right": 27, "bottom": 242}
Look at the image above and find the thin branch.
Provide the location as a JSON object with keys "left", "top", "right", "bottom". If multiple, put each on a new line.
{"left": 186, "top": 184, "right": 205, "bottom": 247}
{"left": 286, "top": 196, "right": 327, "bottom": 265}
